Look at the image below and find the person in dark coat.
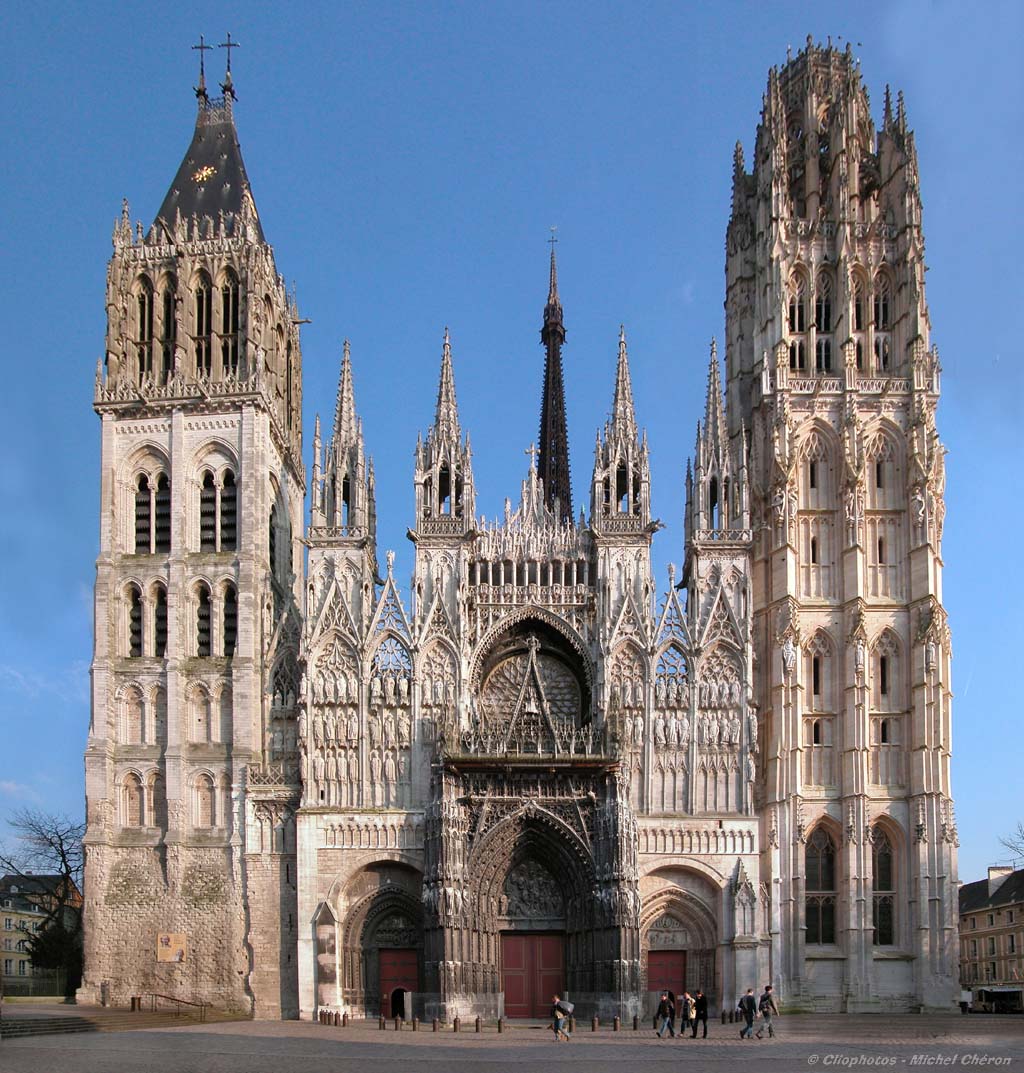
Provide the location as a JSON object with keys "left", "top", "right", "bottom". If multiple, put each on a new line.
{"left": 691, "top": 989, "right": 708, "bottom": 1038}
{"left": 550, "top": 994, "right": 572, "bottom": 1041}
{"left": 755, "top": 984, "right": 779, "bottom": 1038}
{"left": 737, "top": 987, "right": 757, "bottom": 1039}
{"left": 655, "top": 991, "right": 676, "bottom": 1038}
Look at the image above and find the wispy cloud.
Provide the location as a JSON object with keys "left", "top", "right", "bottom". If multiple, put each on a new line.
{"left": 0, "top": 661, "right": 90, "bottom": 706}
{"left": 0, "top": 780, "right": 43, "bottom": 803}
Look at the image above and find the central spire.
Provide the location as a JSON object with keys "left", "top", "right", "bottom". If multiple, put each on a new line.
{"left": 538, "top": 237, "right": 573, "bottom": 523}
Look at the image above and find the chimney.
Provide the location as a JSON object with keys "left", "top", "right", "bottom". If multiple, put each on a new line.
{"left": 989, "top": 866, "right": 1013, "bottom": 897}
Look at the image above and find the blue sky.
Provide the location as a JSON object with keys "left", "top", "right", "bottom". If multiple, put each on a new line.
{"left": 0, "top": 2, "right": 1020, "bottom": 883}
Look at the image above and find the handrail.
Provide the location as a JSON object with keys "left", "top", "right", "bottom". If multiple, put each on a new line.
{"left": 146, "top": 992, "right": 210, "bottom": 1022}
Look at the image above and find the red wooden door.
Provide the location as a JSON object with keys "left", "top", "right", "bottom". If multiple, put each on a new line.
{"left": 501, "top": 934, "right": 564, "bottom": 1018}
{"left": 379, "top": 948, "right": 418, "bottom": 1017}
{"left": 648, "top": 950, "right": 687, "bottom": 999}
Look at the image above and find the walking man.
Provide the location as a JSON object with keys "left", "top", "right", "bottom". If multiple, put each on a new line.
{"left": 756, "top": 983, "right": 779, "bottom": 1038}
{"left": 681, "top": 990, "right": 696, "bottom": 1037}
{"left": 655, "top": 990, "right": 676, "bottom": 1038}
{"left": 551, "top": 994, "right": 573, "bottom": 1042}
{"left": 737, "top": 987, "right": 757, "bottom": 1039}
{"left": 691, "top": 989, "right": 708, "bottom": 1038}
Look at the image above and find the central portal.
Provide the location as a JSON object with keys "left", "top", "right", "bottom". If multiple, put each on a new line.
{"left": 501, "top": 933, "right": 564, "bottom": 1018}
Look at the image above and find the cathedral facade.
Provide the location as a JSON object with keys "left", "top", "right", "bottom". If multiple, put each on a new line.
{"left": 81, "top": 39, "right": 958, "bottom": 1020}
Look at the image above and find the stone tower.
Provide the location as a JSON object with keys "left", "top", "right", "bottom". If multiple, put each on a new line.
{"left": 725, "top": 37, "right": 957, "bottom": 1009}
{"left": 82, "top": 59, "right": 306, "bottom": 1015}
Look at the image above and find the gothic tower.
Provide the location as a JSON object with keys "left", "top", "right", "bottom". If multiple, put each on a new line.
{"left": 82, "top": 55, "right": 306, "bottom": 1015}
{"left": 538, "top": 244, "right": 573, "bottom": 522}
{"left": 726, "top": 37, "right": 956, "bottom": 1010}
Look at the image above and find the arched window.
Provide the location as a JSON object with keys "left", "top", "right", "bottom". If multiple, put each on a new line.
{"left": 873, "top": 275, "right": 891, "bottom": 330}
{"left": 123, "top": 687, "right": 143, "bottom": 744}
{"left": 153, "top": 584, "right": 167, "bottom": 658}
{"left": 194, "top": 275, "right": 213, "bottom": 376}
{"left": 218, "top": 687, "right": 233, "bottom": 744}
{"left": 873, "top": 273, "right": 892, "bottom": 373}
{"left": 815, "top": 273, "right": 833, "bottom": 372}
{"left": 135, "top": 278, "right": 154, "bottom": 383}
{"left": 220, "top": 272, "right": 240, "bottom": 376}
{"left": 134, "top": 475, "right": 151, "bottom": 554}
{"left": 196, "top": 584, "right": 212, "bottom": 657}
{"left": 123, "top": 774, "right": 144, "bottom": 827}
{"left": 190, "top": 686, "right": 211, "bottom": 742}
{"left": 222, "top": 471, "right": 237, "bottom": 549}
{"left": 128, "top": 585, "right": 143, "bottom": 657}
{"left": 223, "top": 584, "right": 237, "bottom": 658}
{"left": 438, "top": 463, "right": 452, "bottom": 514}
{"left": 154, "top": 474, "right": 171, "bottom": 552}
{"left": 153, "top": 688, "right": 167, "bottom": 744}
{"left": 853, "top": 278, "right": 865, "bottom": 331}
{"left": 196, "top": 774, "right": 216, "bottom": 828}
{"left": 159, "top": 276, "right": 177, "bottom": 383}
{"left": 788, "top": 273, "right": 807, "bottom": 371}
{"left": 708, "top": 476, "right": 720, "bottom": 529}
{"left": 200, "top": 471, "right": 217, "bottom": 551}
{"left": 805, "top": 827, "right": 837, "bottom": 944}
{"left": 872, "top": 829, "right": 896, "bottom": 945}
{"left": 269, "top": 503, "right": 278, "bottom": 576}
{"left": 146, "top": 772, "right": 166, "bottom": 828}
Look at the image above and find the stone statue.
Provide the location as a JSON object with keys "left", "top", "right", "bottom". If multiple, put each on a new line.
{"left": 782, "top": 637, "right": 797, "bottom": 674}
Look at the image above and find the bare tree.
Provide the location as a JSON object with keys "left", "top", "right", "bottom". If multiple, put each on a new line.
{"left": 0, "top": 809, "right": 85, "bottom": 997}
{"left": 999, "top": 821, "right": 1024, "bottom": 863}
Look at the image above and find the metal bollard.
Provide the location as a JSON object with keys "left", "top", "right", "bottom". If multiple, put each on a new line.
{"left": 395, "top": 1016, "right": 402, "bottom": 1031}
{"left": 342, "top": 1012, "right": 348, "bottom": 1027}
{"left": 334, "top": 1012, "right": 340, "bottom": 1026}
{"left": 379, "top": 1014, "right": 386, "bottom": 1030}
{"left": 592, "top": 1015, "right": 599, "bottom": 1032}
{"left": 453, "top": 1015, "right": 461, "bottom": 1032}
{"left": 432, "top": 1017, "right": 439, "bottom": 1032}
{"left": 475, "top": 1016, "right": 481, "bottom": 1033}
{"left": 412, "top": 1017, "right": 419, "bottom": 1031}
{"left": 633, "top": 1013, "right": 639, "bottom": 1031}
{"left": 613, "top": 1016, "right": 620, "bottom": 1031}
{"left": 569, "top": 1016, "right": 576, "bottom": 1033}
{"left": 721, "top": 1009, "right": 728, "bottom": 1024}
{"left": 497, "top": 1018, "right": 504, "bottom": 1033}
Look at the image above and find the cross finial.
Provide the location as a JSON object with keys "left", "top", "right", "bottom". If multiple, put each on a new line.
{"left": 525, "top": 442, "right": 539, "bottom": 471}
{"left": 192, "top": 35, "right": 212, "bottom": 97}
{"left": 219, "top": 32, "right": 240, "bottom": 74}
{"left": 549, "top": 225, "right": 558, "bottom": 249}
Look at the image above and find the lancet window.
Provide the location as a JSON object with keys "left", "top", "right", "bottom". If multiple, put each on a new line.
{"left": 872, "top": 829, "right": 896, "bottom": 945}
{"left": 814, "top": 272, "right": 833, "bottom": 372}
{"left": 135, "top": 277, "right": 154, "bottom": 383}
{"left": 220, "top": 271, "right": 240, "bottom": 376}
{"left": 787, "top": 272, "right": 808, "bottom": 370}
{"left": 805, "top": 827, "right": 837, "bottom": 944}
{"left": 193, "top": 274, "right": 213, "bottom": 376}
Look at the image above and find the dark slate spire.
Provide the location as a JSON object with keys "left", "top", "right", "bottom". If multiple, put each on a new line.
{"left": 153, "top": 42, "right": 263, "bottom": 242}
{"left": 538, "top": 237, "right": 573, "bottom": 523}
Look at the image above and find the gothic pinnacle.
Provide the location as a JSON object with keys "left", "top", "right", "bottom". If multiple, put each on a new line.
{"left": 333, "top": 340, "right": 358, "bottom": 447}
{"left": 611, "top": 325, "right": 637, "bottom": 441}
{"left": 433, "top": 327, "right": 460, "bottom": 443}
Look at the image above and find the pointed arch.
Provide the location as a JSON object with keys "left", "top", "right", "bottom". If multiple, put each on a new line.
{"left": 804, "top": 817, "right": 842, "bottom": 946}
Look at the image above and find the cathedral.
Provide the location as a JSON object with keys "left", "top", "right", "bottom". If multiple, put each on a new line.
{"left": 81, "top": 37, "right": 958, "bottom": 1020}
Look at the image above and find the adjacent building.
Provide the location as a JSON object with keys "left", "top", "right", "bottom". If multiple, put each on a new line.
{"left": 959, "top": 867, "right": 1024, "bottom": 1012}
{"left": 80, "top": 37, "right": 958, "bottom": 1019}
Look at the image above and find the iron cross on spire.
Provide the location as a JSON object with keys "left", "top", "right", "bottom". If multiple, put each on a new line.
{"left": 525, "top": 443, "right": 539, "bottom": 471}
{"left": 192, "top": 34, "right": 212, "bottom": 95}
{"left": 549, "top": 225, "right": 558, "bottom": 249}
{"left": 219, "top": 32, "right": 240, "bottom": 73}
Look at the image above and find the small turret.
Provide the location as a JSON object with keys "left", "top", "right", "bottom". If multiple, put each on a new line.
{"left": 413, "top": 329, "right": 475, "bottom": 533}
{"left": 590, "top": 327, "right": 650, "bottom": 530}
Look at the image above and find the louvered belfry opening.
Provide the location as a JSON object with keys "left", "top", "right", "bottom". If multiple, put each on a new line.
{"left": 223, "top": 585, "right": 237, "bottom": 657}
{"left": 154, "top": 473, "right": 171, "bottom": 552}
{"left": 154, "top": 586, "right": 168, "bottom": 657}
{"left": 220, "top": 471, "right": 237, "bottom": 549}
{"left": 128, "top": 586, "right": 143, "bottom": 657}
{"left": 200, "top": 471, "right": 217, "bottom": 550}
{"left": 134, "top": 475, "right": 151, "bottom": 553}
{"left": 196, "top": 584, "right": 212, "bottom": 657}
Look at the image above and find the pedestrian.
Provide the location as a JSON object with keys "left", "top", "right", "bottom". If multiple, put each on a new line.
{"left": 654, "top": 990, "right": 676, "bottom": 1038}
{"left": 691, "top": 989, "right": 708, "bottom": 1038}
{"left": 681, "top": 990, "right": 696, "bottom": 1037}
{"left": 551, "top": 994, "right": 573, "bottom": 1042}
{"left": 755, "top": 984, "right": 779, "bottom": 1038}
{"left": 737, "top": 987, "right": 757, "bottom": 1039}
